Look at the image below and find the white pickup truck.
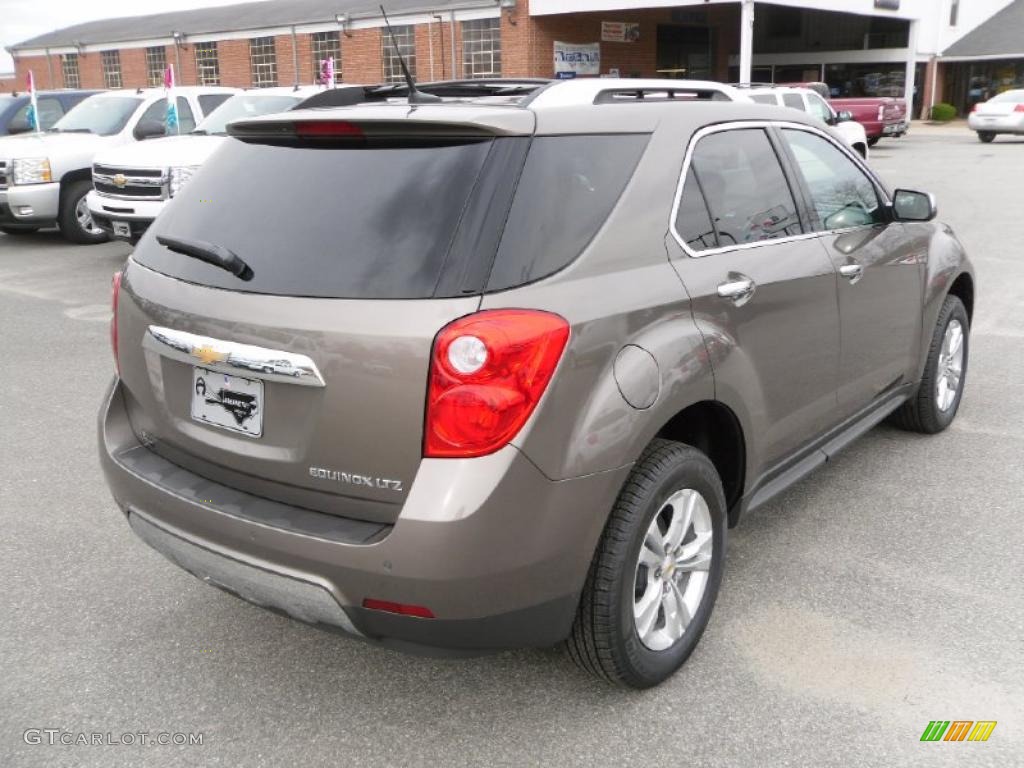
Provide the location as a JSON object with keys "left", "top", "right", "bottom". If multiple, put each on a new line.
{"left": 88, "top": 86, "right": 324, "bottom": 243}
{"left": 0, "top": 86, "right": 236, "bottom": 243}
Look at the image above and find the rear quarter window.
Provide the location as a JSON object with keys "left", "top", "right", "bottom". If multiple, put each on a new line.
{"left": 486, "top": 134, "right": 648, "bottom": 291}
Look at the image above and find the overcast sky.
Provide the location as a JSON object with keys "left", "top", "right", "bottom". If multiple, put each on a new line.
{"left": 0, "top": 0, "right": 264, "bottom": 73}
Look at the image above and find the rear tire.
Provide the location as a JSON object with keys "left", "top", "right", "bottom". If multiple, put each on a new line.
{"left": 0, "top": 226, "right": 39, "bottom": 235}
{"left": 566, "top": 439, "right": 726, "bottom": 688}
{"left": 977, "top": 131, "right": 996, "bottom": 143}
{"left": 889, "top": 295, "right": 969, "bottom": 434}
{"left": 58, "top": 179, "right": 108, "bottom": 245}
{"left": 867, "top": 136, "right": 880, "bottom": 147}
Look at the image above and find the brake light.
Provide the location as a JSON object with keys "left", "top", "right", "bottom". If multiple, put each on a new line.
{"left": 424, "top": 309, "right": 570, "bottom": 458}
{"left": 1015, "top": 104, "right": 1024, "bottom": 113}
{"left": 878, "top": 105, "right": 885, "bottom": 121}
{"left": 362, "top": 599, "right": 435, "bottom": 619}
{"left": 111, "top": 270, "right": 122, "bottom": 374}
{"left": 971, "top": 103, "right": 980, "bottom": 113}
{"left": 294, "top": 120, "right": 363, "bottom": 138}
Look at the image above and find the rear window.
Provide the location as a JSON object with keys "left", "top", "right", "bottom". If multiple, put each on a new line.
{"left": 135, "top": 137, "right": 496, "bottom": 299}
{"left": 485, "top": 134, "right": 648, "bottom": 291}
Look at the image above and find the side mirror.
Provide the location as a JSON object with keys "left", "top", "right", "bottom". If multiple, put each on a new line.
{"left": 133, "top": 119, "right": 166, "bottom": 140}
{"left": 837, "top": 110, "right": 854, "bottom": 123}
{"left": 7, "top": 115, "right": 31, "bottom": 134}
{"left": 892, "top": 189, "right": 937, "bottom": 222}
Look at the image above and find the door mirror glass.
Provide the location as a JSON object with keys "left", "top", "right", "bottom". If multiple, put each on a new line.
{"left": 892, "top": 189, "right": 937, "bottom": 222}
{"left": 134, "top": 118, "right": 166, "bottom": 140}
{"left": 837, "top": 110, "right": 854, "bottom": 123}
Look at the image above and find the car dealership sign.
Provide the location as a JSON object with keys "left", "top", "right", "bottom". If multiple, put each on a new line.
{"left": 554, "top": 41, "right": 601, "bottom": 77}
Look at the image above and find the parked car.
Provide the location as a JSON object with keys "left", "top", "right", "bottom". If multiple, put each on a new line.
{"left": 743, "top": 85, "right": 869, "bottom": 157}
{"left": 88, "top": 86, "right": 325, "bottom": 243}
{"left": 0, "top": 90, "right": 100, "bottom": 136}
{"left": 99, "top": 78, "right": 974, "bottom": 688}
{"left": 0, "top": 86, "right": 236, "bottom": 241}
{"left": 782, "top": 82, "right": 908, "bottom": 146}
{"left": 968, "top": 89, "right": 1024, "bottom": 142}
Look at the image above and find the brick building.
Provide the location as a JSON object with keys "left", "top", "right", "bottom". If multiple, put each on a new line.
{"left": 5, "top": 0, "right": 1023, "bottom": 117}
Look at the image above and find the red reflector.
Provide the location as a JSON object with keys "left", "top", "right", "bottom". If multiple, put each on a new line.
{"left": 362, "top": 599, "right": 435, "bottom": 619}
{"left": 295, "top": 120, "right": 363, "bottom": 138}
{"left": 111, "top": 270, "right": 122, "bottom": 374}
{"left": 424, "top": 309, "right": 570, "bottom": 459}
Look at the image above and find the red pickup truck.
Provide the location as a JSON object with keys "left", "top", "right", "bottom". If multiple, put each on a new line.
{"left": 782, "top": 82, "right": 909, "bottom": 146}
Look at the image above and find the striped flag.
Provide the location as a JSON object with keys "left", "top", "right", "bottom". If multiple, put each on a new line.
{"left": 26, "top": 70, "right": 40, "bottom": 132}
{"left": 320, "top": 56, "right": 335, "bottom": 87}
{"left": 164, "top": 64, "right": 179, "bottom": 134}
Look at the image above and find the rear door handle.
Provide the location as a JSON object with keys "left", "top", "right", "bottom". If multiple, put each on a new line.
{"left": 717, "top": 275, "right": 756, "bottom": 307}
{"left": 839, "top": 264, "right": 864, "bottom": 284}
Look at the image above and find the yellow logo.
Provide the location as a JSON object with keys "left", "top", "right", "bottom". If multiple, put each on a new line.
{"left": 112, "top": 173, "right": 127, "bottom": 188}
{"left": 192, "top": 345, "right": 226, "bottom": 365}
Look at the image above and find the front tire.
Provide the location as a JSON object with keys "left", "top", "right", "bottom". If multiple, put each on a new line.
{"left": 58, "top": 179, "right": 108, "bottom": 245}
{"left": 977, "top": 131, "right": 996, "bottom": 143}
{"left": 890, "top": 295, "right": 969, "bottom": 434}
{"left": 566, "top": 439, "right": 726, "bottom": 688}
{"left": 867, "top": 136, "right": 880, "bottom": 147}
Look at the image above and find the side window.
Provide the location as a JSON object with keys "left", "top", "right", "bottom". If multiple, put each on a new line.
{"left": 37, "top": 98, "right": 65, "bottom": 128}
{"left": 673, "top": 168, "right": 717, "bottom": 251}
{"left": 689, "top": 129, "right": 802, "bottom": 247}
{"left": 198, "top": 93, "right": 231, "bottom": 116}
{"left": 782, "top": 129, "right": 883, "bottom": 231}
{"left": 138, "top": 98, "right": 167, "bottom": 128}
{"left": 806, "top": 94, "right": 833, "bottom": 124}
{"left": 176, "top": 97, "right": 196, "bottom": 132}
{"left": 782, "top": 93, "right": 804, "bottom": 110}
{"left": 749, "top": 93, "right": 778, "bottom": 105}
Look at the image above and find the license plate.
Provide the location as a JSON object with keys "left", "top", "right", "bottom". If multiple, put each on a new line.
{"left": 191, "top": 367, "right": 263, "bottom": 438}
{"left": 112, "top": 221, "right": 131, "bottom": 238}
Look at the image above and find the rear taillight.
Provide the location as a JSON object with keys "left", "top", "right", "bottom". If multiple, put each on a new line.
{"left": 424, "top": 309, "right": 570, "bottom": 458}
{"left": 878, "top": 105, "right": 885, "bottom": 121}
{"left": 971, "top": 103, "right": 980, "bottom": 113}
{"left": 1015, "top": 104, "right": 1024, "bottom": 113}
{"left": 111, "top": 270, "right": 122, "bottom": 374}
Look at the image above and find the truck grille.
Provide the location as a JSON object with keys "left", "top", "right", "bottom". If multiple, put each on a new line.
{"left": 92, "top": 164, "right": 167, "bottom": 200}
{"left": 0, "top": 160, "right": 8, "bottom": 190}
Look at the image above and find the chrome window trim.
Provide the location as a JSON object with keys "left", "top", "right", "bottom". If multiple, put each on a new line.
{"left": 668, "top": 120, "right": 892, "bottom": 259}
{"left": 144, "top": 326, "right": 326, "bottom": 388}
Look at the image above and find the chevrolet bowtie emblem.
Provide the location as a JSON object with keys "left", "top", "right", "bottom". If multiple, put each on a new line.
{"left": 112, "top": 173, "right": 127, "bottom": 188}
{"left": 192, "top": 345, "right": 227, "bottom": 365}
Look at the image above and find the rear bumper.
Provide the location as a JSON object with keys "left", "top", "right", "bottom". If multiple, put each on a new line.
{"left": 968, "top": 113, "right": 1024, "bottom": 133}
{"left": 0, "top": 182, "right": 60, "bottom": 225}
{"left": 99, "top": 378, "right": 628, "bottom": 654}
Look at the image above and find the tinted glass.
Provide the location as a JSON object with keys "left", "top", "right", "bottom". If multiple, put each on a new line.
{"left": 176, "top": 97, "right": 196, "bottom": 132}
{"left": 52, "top": 96, "right": 141, "bottom": 135}
{"left": 674, "top": 168, "right": 717, "bottom": 251}
{"left": 486, "top": 134, "right": 648, "bottom": 291}
{"left": 783, "top": 93, "right": 804, "bottom": 110}
{"left": 196, "top": 93, "right": 301, "bottom": 135}
{"left": 37, "top": 97, "right": 66, "bottom": 128}
{"left": 749, "top": 93, "right": 777, "bottom": 105}
{"left": 782, "top": 129, "right": 883, "bottom": 230}
{"left": 135, "top": 137, "right": 495, "bottom": 299}
{"left": 198, "top": 93, "right": 232, "bottom": 115}
{"left": 690, "top": 129, "right": 802, "bottom": 247}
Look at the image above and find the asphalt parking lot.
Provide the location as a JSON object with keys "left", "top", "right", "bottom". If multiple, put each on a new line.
{"left": 1, "top": 123, "right": 1022, "bottom": 767}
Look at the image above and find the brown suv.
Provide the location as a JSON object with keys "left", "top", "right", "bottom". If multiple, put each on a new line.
{"left": 99, "top": 78, "right": 974, "bottom": 688}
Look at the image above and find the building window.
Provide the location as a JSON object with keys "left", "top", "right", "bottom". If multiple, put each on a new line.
{"left": 101, "top": 50, "right": 122, "bottom": 89}
{"left": 61, "top": 53, "right": 80, "bottom": 88}
{"left": 194, "top": 42, "right": 220, "bottom": 85}
{"left": 381, "top": 25, "right": 415, "bottom": 83}
{"left": 145, "top": 46, "right": 167, "bottom": 87}
{"left": 249, "top": 36, "right": 278, "bottom": 87}
{"left": 462, "top": 18, "right": 501, "bottom": 79}
{"left": 949, "top": 0, "right": 960, "bottom": 26}
{"left": 311, "top": 31, "right": 342, "bottom": 85}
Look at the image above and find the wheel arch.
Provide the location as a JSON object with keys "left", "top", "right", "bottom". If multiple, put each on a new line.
{"left": 947, "top": 271, "right": 974, "bottom": 323}
{"left": 58, "top": 167, "right": 93, "bottom": 207}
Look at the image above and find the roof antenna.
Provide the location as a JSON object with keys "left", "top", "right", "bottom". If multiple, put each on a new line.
{"left": 379, "top": 4, "right": 440, "bottom": 104}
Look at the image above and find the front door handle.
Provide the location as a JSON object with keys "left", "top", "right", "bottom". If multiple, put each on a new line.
{"left": 716, "top": 275, "right": 756, "bottom": 307}
{"left": 839, "top": 264, "right": 864, "bottom": 284}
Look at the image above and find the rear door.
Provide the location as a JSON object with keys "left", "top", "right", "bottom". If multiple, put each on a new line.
{"left": 668, "top": 125, "right": 841, "bottom": 471}
{"left": 119, "top": 129, "right": 519, "bottom": 523}
{"left": 777, "top": 126, "right": 923, "bottom": 417}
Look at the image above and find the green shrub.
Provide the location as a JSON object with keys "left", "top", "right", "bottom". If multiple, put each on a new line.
{"left": 930, "top": 103, "right": 957, "bottom": 121}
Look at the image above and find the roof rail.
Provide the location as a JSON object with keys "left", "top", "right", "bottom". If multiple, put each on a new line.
{"left": 526, "top": 78, "right": 751, "bottom": 108}
{"left": 730, "top": 82, "right": 778, "bottom": 89}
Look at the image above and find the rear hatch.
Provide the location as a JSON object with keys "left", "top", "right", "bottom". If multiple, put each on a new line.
{"left": 117, "top": 109, "right": 533, "bottom": 524}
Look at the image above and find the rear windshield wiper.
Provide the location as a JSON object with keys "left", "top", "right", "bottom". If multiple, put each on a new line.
{"left": 190, "top": 128, "right": 208, "bottom": 135}
{"left": 156, "top": 235, "right": 253, "bottom": 281}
